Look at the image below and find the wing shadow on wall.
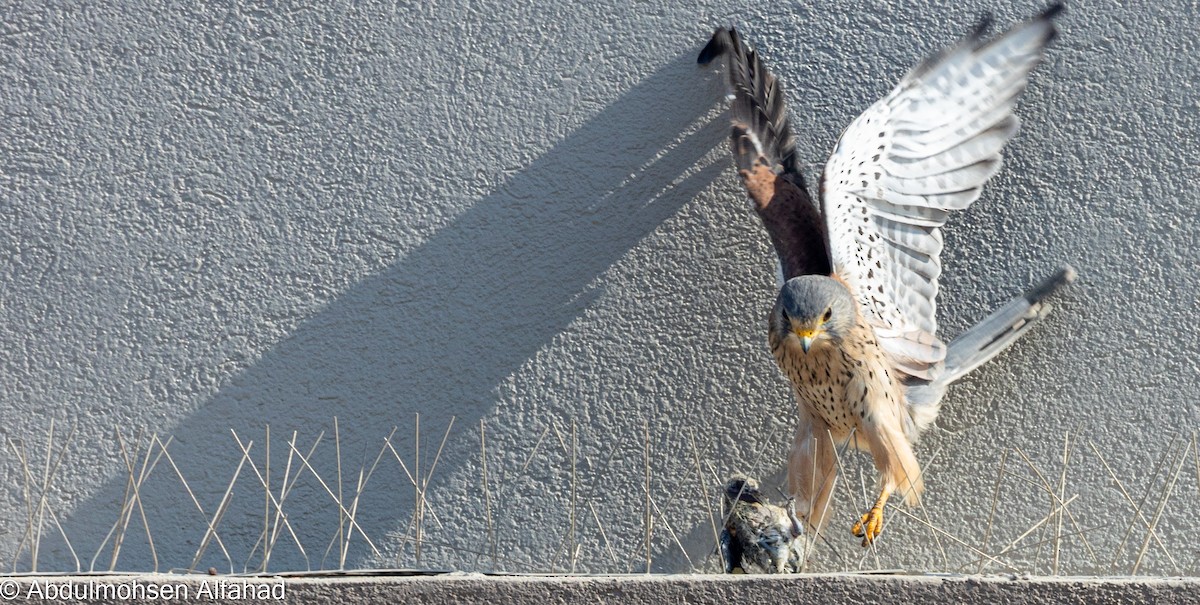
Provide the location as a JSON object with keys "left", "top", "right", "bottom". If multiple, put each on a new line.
{"left": 51, "top": 52, "right": 732, "bottom": 573}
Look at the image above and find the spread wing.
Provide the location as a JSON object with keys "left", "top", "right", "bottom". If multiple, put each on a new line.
{"left": 821, "top": 5, "right": 1061, "bottom": 378}
{"left": 699, "top": 28, "right": 833, "bottom": 280}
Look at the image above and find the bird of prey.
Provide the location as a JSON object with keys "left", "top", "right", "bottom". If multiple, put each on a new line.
{"left": 719, "top": 475, "right": 805, "bottom": 573}
{"left": 698, "top": 4, "right": 1073, "bottom": 547}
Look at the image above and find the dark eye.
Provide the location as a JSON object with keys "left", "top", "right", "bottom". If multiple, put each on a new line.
{"left": 822, "top": 308, "right": 832, "bottom": 322}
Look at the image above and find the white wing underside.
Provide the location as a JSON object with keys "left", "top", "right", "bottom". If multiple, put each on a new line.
{"left": 821, "top": 16, "right": 1055, "bottom": 379}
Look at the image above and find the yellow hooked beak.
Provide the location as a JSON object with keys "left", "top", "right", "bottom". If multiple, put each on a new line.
{"left": 793, "top": 327, "right": 822, "bottom": 353}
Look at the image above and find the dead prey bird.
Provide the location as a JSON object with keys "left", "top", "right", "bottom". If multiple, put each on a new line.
{"left": 720, "top": 475, "right": 805, "bottom": 573}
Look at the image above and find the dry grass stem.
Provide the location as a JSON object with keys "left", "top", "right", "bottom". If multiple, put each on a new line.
{"left": 977, "top": 448, "right": 1008, "bottom": 574}
{"left": 1088, "top": 440, "right": 1180, "bottom": 574}
{"left": 1131, "top": 438, "right": 1191, "bottom": 575}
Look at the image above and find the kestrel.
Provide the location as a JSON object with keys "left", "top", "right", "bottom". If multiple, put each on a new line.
{"left": 719, "top": 475, "right": 805, "bottom": 573}
{"left": 699, "top": 4, "right": 1073, "bottom": 546}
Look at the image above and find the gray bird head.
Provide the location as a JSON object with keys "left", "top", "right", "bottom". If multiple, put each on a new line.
{"left": 723, "top": 474, "right": 762, "bottom": 506}
{"left": 773, "top": 275, "right": 856, "bottom": 353}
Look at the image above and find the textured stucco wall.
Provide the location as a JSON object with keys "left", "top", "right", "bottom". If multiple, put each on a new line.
{"left": 1, "top": 0, "right": 1197, "bottom": 576}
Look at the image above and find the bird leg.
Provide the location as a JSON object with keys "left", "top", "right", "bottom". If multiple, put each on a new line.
{"left": 782, "top": 494, "right": 804, "bottom": 539}
{"left": 854, "top": 401, "right": 923, "bottom": 547}
{"left": 852, "top": 488, "right": 890, "bottom": 547}
{"left": 786, "top": 423, "right": 837, "bottom": 535}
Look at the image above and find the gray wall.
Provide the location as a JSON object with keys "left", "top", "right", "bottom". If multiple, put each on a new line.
{"left": 2, "top": 0, "right": 1197, "bottom": 576}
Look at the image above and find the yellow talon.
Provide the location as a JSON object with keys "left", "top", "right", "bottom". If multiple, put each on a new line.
{"left": 852, "top": 506, "right": 885, "bottom": 547}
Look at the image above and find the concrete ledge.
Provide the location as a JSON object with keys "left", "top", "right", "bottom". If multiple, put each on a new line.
{"left": 3, "top": 573, "right": 1199, "bottom": 604}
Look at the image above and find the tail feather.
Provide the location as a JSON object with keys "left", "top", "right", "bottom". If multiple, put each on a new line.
{"left": 905, "top": 264, "right": 1075, "bottom": 436}
{"left": 941, "top": 264, "right": 1077, "bottom": 384}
